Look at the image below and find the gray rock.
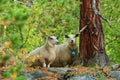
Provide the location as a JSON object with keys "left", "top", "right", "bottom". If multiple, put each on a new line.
{"left": 111, "top": 64, "right": 120, "bottom": 70}
{"left": 58, "top": 69, "right": 109, "bottom": 80}
{"left": 48, "top": 67, "right": 76, "bottom": 73}
{"left": 67, "top": 74, "right": 97, "bottom": 80}
{"left": 109, "top": 71, "right": 120, "bottom": 80}
{"left": 20, "top": 71, "right": 48, "bottom": 80}
{"left": 20, "top": 72, "right": 34, "bottom": 80}
{"left": 30, "top": 71, "right": 48, "bottom": 78}
{"left": 93, "top": 70, "right": 107, "bottom": 80}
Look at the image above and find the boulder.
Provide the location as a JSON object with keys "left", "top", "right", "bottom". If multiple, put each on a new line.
{"left": 48, "top": 67, "right": 76, "bottom": 73}
{"left": 109, "top": 71, "right": 120, "bottom": 80}
{"left": 68, "top": 74, "right": 97, "bottom": 80}
{"left": 20, "top": 70, "right": 48, "bottom": 80}
{"left": 111, "top": 64, "right": 120, "bottom": 70}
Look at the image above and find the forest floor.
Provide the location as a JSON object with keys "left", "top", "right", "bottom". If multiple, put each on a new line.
{"left": 0, "top": 65, "right": 116, "bottom": 80}
{"left": 23, "top": 65, "right": 117, "bottom": 80}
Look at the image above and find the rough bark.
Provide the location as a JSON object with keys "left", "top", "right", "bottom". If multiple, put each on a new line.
{"left": 80, "top": 0, "right": 109, "bottom": 68}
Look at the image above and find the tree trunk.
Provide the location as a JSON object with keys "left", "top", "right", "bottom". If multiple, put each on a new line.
{"left": 80, "top": 0, "right": 109, "bottom": 68}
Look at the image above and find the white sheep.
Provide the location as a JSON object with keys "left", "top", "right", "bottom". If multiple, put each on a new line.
{"left": 51, "top": 34, "right": 79, "bottom": 67}
{"left": 27, "top": 36, "right": 58, "bottom": 68}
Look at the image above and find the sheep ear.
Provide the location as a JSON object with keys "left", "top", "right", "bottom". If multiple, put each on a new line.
{"left": 74, "top": 34, "right": 79, "bottom": 38}
{"left": 65, "top": 35, "right": 69, "bottom": 38}
{"left": 48, "top": 36, "right": 53, "bottom": 40}
{"left": 55, "top": 35, "right": 58, "bottom": 39}
{"left": 48, "top": 36, "right": 50, "bottom": 39}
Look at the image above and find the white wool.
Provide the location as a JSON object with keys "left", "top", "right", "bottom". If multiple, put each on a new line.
{"left": 51, "top": 34, "right": 79, "bottom": 67}
{"left": 27, "top": 36, "right": 58, "bottom": 68}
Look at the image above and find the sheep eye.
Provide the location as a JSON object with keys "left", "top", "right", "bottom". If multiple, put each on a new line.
{"left": 49, "top": 37, "right": 53, "bottom": 40}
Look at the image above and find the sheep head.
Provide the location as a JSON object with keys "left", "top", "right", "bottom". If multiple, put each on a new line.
{"left": 65, "top": 34, "right": 79, "bottom": 45}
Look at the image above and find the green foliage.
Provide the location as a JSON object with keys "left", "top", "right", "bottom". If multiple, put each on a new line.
{"left": 0, "top": 0, "right": 80, "bottom": 79}
{"left": 2, "top": 70, "right": 10, "bottom": 78}
{"left": 0, "top": 0, "right": 80, "bottom": 51}
{"left": 15, "top": 76, "right": 26, "bottom": 80}
{"left": 3, "top": 53, "right": 11, "bottom": 61}
{"left": 16, "top": 63, "right": 23, "bottom": 72}
{"left": 0, "top": 0, "right": 120, "bottom": 79}
{"left": 101, "top": 0, "right": 120, "bottom": 63}
{"left": 2, "top": 63, "right": 26, "bottom": 80}
{"left": 9, "top": 33, "right": 23, "bottom": 48}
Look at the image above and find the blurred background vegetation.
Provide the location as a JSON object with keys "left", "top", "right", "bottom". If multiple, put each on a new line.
{"left": 0, "top": 0, "right": 120, "bottom": 79}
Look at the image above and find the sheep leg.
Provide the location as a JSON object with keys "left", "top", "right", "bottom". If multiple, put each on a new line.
{"left": 47, "top": 64, "right": 50, "bottom": 68}
{"left": 43, "top": 62, "right": 46, "bottom": 67}
{"left": 47, "top": 61, "right": 53, "bottom": 68}
{"left": 47, "top": 62, "right": 52, "bottom": 68}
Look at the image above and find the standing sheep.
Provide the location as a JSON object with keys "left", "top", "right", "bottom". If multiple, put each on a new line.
{"left": 27, "top": 36, "right": 58, "bottom": 68}
{"left": 51, "top": 34, "right": 79, "bottom": 67}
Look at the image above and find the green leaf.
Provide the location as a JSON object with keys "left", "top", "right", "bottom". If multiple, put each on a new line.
{"left": 15, "top": 76, "right": 26, "bottom": 80}
{"left": 3, "top": 54, "right": 11, "bottom": 61}
{"left": 9, "top": 67, "right": 15, "bottom": 74}
{"left": 16, "top": 63, "right": 23, "bottom": 72}
{"left": 2, "top": 71, "right": 10, "bottom": 78}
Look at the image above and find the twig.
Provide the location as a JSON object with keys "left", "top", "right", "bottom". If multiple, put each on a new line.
{"left": 19, "top": 26, "right": 23, "bottom": 41}
{"left": 92, "top": 0, "right": 112, "bottom": 28}
{"left": 93, "top": 43, "right": 99, "bottom": 51}
{"left": 80, "top": 25, "right": 88, "bottom": 33}
{"left": 98, "top": 14, "right": 112, "bottom": 28}
{"left": 20, "top": 26, "right": 31, "bottom": 48}
{"left": 14, "top": 0, "right": 33, "bottom": 8}
{"left": 14, "top": 0, "right": 26, "bottom": 5}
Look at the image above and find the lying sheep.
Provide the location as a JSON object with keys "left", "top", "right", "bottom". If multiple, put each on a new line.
{"left": 27, "top": 36, "right": 58, "bottom": 68}
{"left": 51, "top": 34, "right": 79, "bottom": 67}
